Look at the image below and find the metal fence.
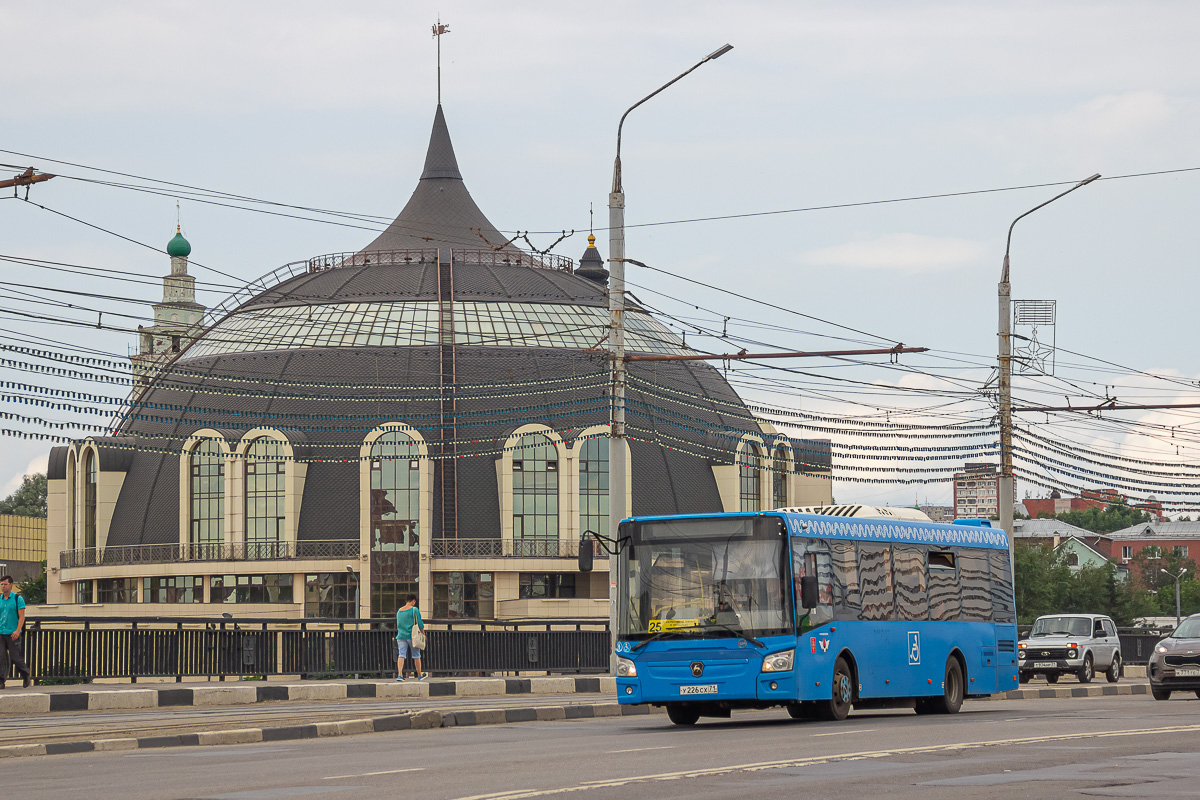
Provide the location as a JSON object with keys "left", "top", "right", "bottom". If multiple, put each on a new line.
{"left": 10, "top": 616, "right": 610, "bottom": 683}
{"left": 60, "top": 539, "right": 360, "bottom": 569}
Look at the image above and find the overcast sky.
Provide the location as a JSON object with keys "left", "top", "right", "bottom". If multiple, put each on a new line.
{"left": 2, "top": 1, "right": 1199, "bottom": 509}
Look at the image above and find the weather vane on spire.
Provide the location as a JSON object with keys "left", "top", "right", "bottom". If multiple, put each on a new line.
{"left": 432, "top": 19, "right": 451, "bottom": 105}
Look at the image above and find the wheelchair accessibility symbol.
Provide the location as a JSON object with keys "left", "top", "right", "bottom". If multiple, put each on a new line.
{"left": 907, "top": 632, "right": 921, "bottom": 665}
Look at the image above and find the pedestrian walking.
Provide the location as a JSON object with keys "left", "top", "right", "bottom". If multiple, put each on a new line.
{"left": 0, "top": 575, "right": 31, "bottom": 689}
{"left": 394, "top": 594, "right": 427, "bottom": 681}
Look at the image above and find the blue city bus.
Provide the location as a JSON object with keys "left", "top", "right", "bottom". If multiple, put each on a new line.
{"left": 605, "top": 507, "right": 1018, "bottom": 725}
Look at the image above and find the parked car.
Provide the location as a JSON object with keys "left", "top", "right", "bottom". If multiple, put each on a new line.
{"left": 1018, "top": 613, "right": 1122, "bottom": 684}
{"left": 1147, "top": 613, "right": 1200, "bottom": 701}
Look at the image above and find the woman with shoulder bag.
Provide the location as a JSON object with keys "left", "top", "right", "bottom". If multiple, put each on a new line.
{"left": 395, "top": 595, "right": 428, "bottom": 681}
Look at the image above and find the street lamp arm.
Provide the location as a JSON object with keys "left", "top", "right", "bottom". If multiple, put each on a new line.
{"left": 613, "top": 44, "right": 733, "bottom": 193}
{"left": 1002, "top": 173, "right": 1101, "bottom": 281}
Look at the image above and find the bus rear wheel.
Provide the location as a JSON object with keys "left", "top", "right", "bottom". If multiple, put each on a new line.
{"left": 666, "top": 704, "right": 700, "bottom": 726}
{"left": 816, "top": 657, "right": 854, "bottom": 721}
{"left": 917, "top": 657, "right": 964, "bottom": 715}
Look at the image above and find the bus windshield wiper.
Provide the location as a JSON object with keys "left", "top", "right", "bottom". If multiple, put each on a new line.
{"left": 630, "top": 631, "right": 675, "bottom": 652}
{"left": 703, "top": 621, "right": 764, "bottom": 648}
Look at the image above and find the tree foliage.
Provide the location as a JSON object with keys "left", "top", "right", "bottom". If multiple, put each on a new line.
{"left": 1052, "top": 502, "right": 1153, "bottom": 533}
{"left": 16, "top": 561, "right": 47, "bottom": 604}
{"left": 0, "top": 473, "right": 47, "bottom": 518}
{"left": 1013, "top": 541, "right": 1196, "bottom": 625}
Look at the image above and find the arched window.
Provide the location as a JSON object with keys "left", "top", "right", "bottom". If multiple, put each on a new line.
{"left": 244, "top": 437, "right": 285, "bottom": 558}
{"left": 190, "top": 440, "right": 225, "bottom": 556}
{"left": 739, "top": 442, "right": 761, "bottom": 512}
{"left": 772, "top": 445, "right": 791, "bottom": 508}
{"left": 369, "top": 431, "right": 421, "bottom": 616}
{"left": 579, "top": 436, "right": 608, "bottom": 540}
{"left": 512, "top": 432, "right": 558, "bottom": 557}
{"left": 83, "top": 449, "right": 98, "bottom": 549}
{"left": 65, "top": 452, "right": 76, "bottom": 550}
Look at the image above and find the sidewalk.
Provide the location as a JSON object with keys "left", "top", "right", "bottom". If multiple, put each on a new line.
{"left": 0, "top": 675, "right": 615, "bottom": 715}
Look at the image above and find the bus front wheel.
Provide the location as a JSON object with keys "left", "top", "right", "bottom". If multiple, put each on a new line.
{"left": 816, "top": 657, "right": 854, "bottom": 721}
{"left": 666, "top": 704, "right": 700, "bottom": 726}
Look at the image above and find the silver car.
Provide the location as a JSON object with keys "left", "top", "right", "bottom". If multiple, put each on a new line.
{"left": 1147, "top": 613, "right": 1200, "bottom": 701}
{"left": 1018, "top": 613, "right": 1122, "bottom": 684}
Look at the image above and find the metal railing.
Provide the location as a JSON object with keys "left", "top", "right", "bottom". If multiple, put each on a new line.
{"left": 60, "top": 540, "right": 360, "bottom": 569}
{"left": 12, "top": 616, "right": 610, "bottom": 683}
{"left": 430, "top": 538, "right": 603, "bottom": 559}
{"left": 203, "top": 248, "right": 574, "bottom": 329}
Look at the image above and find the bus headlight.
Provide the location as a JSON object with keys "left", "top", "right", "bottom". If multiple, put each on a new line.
{"left": 616, "top": 657, "right": 637, "bottom": 677}
{"left": 762, "top": 650, "right": 794, "bottom": 673}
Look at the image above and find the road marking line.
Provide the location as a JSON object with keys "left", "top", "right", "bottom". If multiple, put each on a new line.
{"left": 813, "top": 729, "right": 875, "bottom": 737}
{"left": 607, "top": 746, "right": 674, "bottom": 753}
{"left": 324, "top": 768, "right": 424, "bottom": 780}
{"left": 449, "top": 723, "right": 1200, "bottom": 800}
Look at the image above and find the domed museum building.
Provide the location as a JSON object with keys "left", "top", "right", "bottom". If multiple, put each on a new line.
{"left": 45, "top": 104, "right": 832, "bottom": 620}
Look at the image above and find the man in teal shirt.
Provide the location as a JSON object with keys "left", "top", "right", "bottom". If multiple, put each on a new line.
{"left": 394, "top": 594, "right": 427, "bottom": 681}
{"left": 0, "top": 575, "right": 31, "bottom": 689}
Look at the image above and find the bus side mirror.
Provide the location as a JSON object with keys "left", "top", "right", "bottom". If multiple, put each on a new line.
{"left": 800, "top": 576, "right": 819, "bottom": 610}
{"left": 579, "top": 534, "right": 594, "bottom": 572}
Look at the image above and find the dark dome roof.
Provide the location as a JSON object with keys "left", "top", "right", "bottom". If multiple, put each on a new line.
{"left": 91, "top": 103, "right": 828, "bottom": 552}
{"left": 358, "top": 104, "right": 519, "bottom": 254}
{"left": 239, "top": 259, "right": 610, "bottom": 310}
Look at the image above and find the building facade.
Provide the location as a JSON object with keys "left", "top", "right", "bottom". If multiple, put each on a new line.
{"left": 0, "top": 514, "right": 45, "bottom": 583}
{"left": 43, "top": 104, "right": 833, "bottom": 620}
{"left": 952, "top": 462, "right": 1000, "bottom": 520}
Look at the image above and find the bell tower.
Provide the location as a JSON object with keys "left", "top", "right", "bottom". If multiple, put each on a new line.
{"left": 130, "top": 222, "right": 206, "bottom": 379}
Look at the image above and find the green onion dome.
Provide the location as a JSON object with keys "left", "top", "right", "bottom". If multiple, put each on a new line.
{"left": 167, "top": 227, "right": 192, "bottom": 258}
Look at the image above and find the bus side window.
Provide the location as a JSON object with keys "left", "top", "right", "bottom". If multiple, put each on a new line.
{"left": 831, "top": 542, "right": 860, "bottom": 621}
{"left": 894, "top": 546, "right": 928, "bottom": 621}
{"left": 928, "top": 549, "right": 961, "bottom": 621}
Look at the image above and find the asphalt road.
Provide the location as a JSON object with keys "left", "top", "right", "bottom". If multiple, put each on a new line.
{"left": 10, "top": 694, "right": 1200, "bottom": 800}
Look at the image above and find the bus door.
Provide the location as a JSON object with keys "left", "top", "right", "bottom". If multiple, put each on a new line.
{"left": 792, "top": 537, "right": 836, "bottom": 691}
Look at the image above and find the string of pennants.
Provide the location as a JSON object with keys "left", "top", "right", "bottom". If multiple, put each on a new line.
{"left": 2, "top": 356, "right": 613, "bottom": 404}
{"left": 1015, "top": 427, "right": 1200, "bottom": 473}
{"left": 1013, "top": 466, "right": 1200, "bottom": 511}
{"left": 0, "top": 342, "right": 611, "bottom": 394}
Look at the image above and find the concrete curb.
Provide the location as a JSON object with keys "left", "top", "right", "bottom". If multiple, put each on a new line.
{"left": 0, "top": 676, "right": 617, "bottom": 716}
{"left": 0, "top": 700, "right": 657, "bottom": 759}
{"left": 998, "top": 682, "right": 1150, "bottom": 700}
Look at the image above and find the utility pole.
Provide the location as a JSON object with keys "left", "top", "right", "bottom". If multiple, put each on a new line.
{"left": 607, "top": 45, "right": 732, "bottom": 668}
{"left": 998, "top": 173, "right": 1099, "bottom": 549}
{"left": 0, "top": 167, "right": 54, "bottom": 195}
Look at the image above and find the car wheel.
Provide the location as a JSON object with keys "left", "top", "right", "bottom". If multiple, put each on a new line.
{"left": 1018, "top": 672, "right": 1029, "bottom": 684}
{"left": 1077, "top": 654, "right": 1093, "bottom": 684}
{"left": 1046, "top": 673, "right": 1059, "bottom": 684}
{"left": 1151, "top": 685, "right": 1171, "bottom": 701}
{"left": 1106, "top": 652, "right": 1121, "bottom": 683}
{"left": 1194, "top": 690, "right": 1200, "bottom": 700}
{"left": 666, "top": 704, "right": 700, "bottom": 726}
{"left": 816, "top": 656, "right": 853, "bottom": 721}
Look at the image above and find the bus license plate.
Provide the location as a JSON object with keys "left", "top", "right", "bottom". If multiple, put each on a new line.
{"left": 1033, "top": 661, "right": 1056, "bottom": 668}
{"left": 680, "top": 684, "right": 717, "bottom": 695}
{"left": 1176, "top": 668, "right": 1200, "bottom": 677}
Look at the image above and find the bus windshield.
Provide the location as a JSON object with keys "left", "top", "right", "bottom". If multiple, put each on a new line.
{"left": 618, "top": 516, "right": 791, "bottom": 640}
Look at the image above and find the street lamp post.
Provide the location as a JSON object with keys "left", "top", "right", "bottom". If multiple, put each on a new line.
{"left": 608, "top": 44, "right": 732, "bottom": 663}
{"left": 1160, "top": 567, "right": 1188, "bottom": 627}
{"left": 997, "top": 173, "right": 1100, "bottom": 548}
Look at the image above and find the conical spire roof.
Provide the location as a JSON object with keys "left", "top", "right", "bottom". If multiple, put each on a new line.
{"left": 358, "top": 104, "right": 518, "bottom": 254}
